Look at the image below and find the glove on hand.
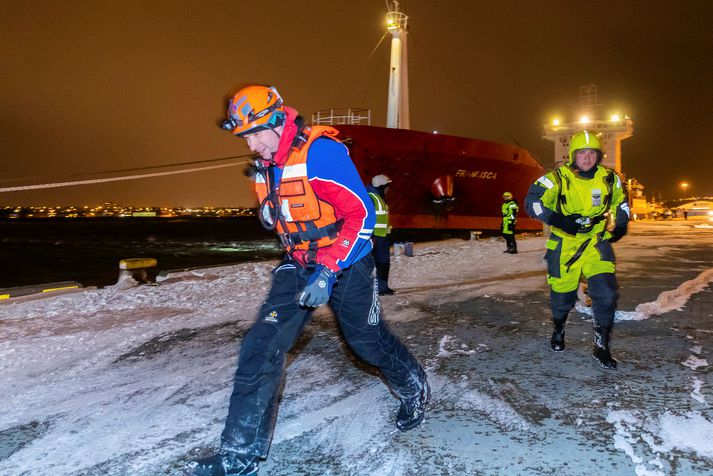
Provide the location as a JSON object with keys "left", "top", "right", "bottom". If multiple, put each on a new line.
{"left": 298, "top": 265, "right": 337, "bottom": 308}
{"left": 608, "top": 224, "right": 628, "bottom": 243}
{"left": 547, "top": 213, "right": 581, "bottom": 235}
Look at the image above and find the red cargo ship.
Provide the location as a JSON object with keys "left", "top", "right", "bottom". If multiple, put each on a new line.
{"left": 337, "top": 124, "right": 544, "bottom": 230}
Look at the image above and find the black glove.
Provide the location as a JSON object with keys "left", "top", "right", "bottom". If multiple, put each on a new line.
{"left": 547, "top": 213, "right": 581, "bottom": 235}
{"left": 608, "top": 224, "right": 628, "bottom": 243}
{"left": 298, "top": 265, "right": 337, "bottom": 308}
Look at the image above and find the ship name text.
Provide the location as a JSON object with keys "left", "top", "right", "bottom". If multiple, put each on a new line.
{"left": 455, "top": 169, "right": 498, "bottom": 180}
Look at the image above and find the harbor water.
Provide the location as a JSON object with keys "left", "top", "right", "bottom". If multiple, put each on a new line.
{"left": 0, "top": 217, "right": 282, "bottom": 289}
{"left": 0, "top": 218, "right": 483, "bottom": 290}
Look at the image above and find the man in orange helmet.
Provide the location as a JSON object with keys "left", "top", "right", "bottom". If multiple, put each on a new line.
{"left": 187, "top": 85, "right": 429, "bottom": 476}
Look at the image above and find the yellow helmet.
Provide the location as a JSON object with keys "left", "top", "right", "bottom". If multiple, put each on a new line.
{"left": 221, "top": 85, "right": 285, "bottom": 137}
{"left": 502, "top": 192, "right": 513, "bottom": 200}
{"left": 568, "top": 131, "right": 602, "bottom": 165}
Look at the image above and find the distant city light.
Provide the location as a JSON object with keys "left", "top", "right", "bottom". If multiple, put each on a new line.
{"left": 552, "top": 119, "right": 560, "bottom": 126}
{"left": 432, "top": 130, "right": 438, "bottom": 134}
{"left": 579, "top": 116, "right": 590, "bottom": 124}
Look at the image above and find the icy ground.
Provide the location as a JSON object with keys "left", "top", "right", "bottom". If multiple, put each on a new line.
{"left": 2, "top": 220, "right": 712, "bottom": 475}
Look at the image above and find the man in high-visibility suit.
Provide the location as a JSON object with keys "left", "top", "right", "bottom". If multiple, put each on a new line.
{"left": 525, "top": 130, "right": 629, "bottom": 370}
{"left": 501, "top": 191, "right": 519, "bottom": 254}
{"left": 367, "top": 174, "right": 395, "bottom": 295}
{"left": 188, "top": 85, "right": 429, "bottom": 476}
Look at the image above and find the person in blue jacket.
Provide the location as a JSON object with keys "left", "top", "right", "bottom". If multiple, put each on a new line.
{"left": 187, "top": 85, "right": 430, "bottom": 476}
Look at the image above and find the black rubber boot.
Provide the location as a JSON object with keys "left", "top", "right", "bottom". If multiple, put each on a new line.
{"left": 550, "top": 320, "right": 566, "bottom": 352}
{"left": 549, "top": 290, "right": 576, "bottom": 351}
{"left": 186, "top": 452, "right": 258, "bottom": 476}
{"left": 592, "top": 325, "right": 618, "bottom": 370}
{"left": 396, "top": 379, "right": 430, "bottom": 431}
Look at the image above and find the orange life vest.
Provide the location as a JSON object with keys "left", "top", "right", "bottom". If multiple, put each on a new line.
{"left": 254, "top": 125, "right": 343, "bottom": 260}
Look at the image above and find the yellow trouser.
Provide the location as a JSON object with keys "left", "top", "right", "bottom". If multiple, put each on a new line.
{"left": 545, "top": 233, "right": 616, "bottom": 293}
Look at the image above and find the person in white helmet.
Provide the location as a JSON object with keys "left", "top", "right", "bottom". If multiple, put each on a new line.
{"left": 367, "top": 174, "right": 395, "bottom": 295}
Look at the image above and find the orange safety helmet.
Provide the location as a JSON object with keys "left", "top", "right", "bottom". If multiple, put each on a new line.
{"left": 221, "top": 85, "right": 286, "bottom": 136}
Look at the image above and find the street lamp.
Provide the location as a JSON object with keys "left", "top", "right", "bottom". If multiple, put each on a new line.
{"left": 680, "top": 182, "right": 689, "bottom": 196}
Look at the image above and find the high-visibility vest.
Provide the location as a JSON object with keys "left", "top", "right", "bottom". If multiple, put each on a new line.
{"left": 254, "top": 125, "right": 343, "bottom": 255}
{"left": 501, "top": 200, "right": 518, "bottom": 224}
{"left": 369, "top": 191, "right": 390, "bottom": 237}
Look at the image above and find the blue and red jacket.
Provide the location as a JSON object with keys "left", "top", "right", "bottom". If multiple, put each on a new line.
{"left": 254, "top": 108, "right": 375, "bottom": 272}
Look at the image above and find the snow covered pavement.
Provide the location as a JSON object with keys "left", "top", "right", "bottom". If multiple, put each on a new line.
{"left": 1, "top": 221, "right": 712, "bottom": 475}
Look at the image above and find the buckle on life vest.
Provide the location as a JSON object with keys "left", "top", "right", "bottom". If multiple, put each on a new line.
{"left": 303, "top": 247, "right": 318, "bottom": 269}
{"left": 284, "top": 222, "right": 342, "bottom": 245}
{"left": 575, "top": 213, "right": 607, "bottom": 233}
{"left": 278, "top": 232, "right": 295, "bottom": 249}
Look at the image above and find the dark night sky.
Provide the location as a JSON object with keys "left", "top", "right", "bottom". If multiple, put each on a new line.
{"left": 2, "top": 0, "right": 712, "bottom": 207}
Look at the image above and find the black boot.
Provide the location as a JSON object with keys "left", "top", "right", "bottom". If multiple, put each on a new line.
{"left": 592, "top": 325, "right": 618, "bottom": 370}
{"left": 396, "top": 379, "right": 430, "bottom": 431}
{"left": 550, "top": 320, "right": 565, "bottom": 352}
{"left": 186, "top": 452, "right": 258, "bottom": 476}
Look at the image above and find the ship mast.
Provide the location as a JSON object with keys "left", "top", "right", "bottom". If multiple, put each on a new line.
{"left": 386, "top": 1, "right": 409, "bottom": 129}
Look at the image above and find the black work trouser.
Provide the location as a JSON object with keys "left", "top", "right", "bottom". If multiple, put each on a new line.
{"left": 372, "top": 235, "right": 391, "bottom": 289}
{"left": 503, "top": 233, "right": 517, "bottom": 252}
{"left": 220, "top": 254, "right": 425, "bottom": 458}
{"left": 502, "top": 221, "right": 517, "bottom": 252}
{"left": 550, "top": 273, "right": 618, "bottom": 328}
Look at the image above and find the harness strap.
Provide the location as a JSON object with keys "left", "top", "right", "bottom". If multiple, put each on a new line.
{"left": 602, "top": 171, "right": 615, "bottom": 210}
{"left": 280, "top": 220, "right": 343, "bottom": 246}
{"left": 553, "top": 169, "right": 565, "bottom": 213}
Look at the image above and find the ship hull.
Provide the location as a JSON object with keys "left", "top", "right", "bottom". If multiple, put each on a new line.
{"left": 335, "top": 125, "right": 546, "bottom": 230}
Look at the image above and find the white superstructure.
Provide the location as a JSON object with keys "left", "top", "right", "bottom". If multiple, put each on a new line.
{"left": 543, "top": 84, "right": 633, "bottom": 172}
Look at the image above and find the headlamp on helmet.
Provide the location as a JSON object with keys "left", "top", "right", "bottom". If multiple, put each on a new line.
{"left": 222, "top": 85, "right": 286, "bottom": 137}
{"left": 568, "top": 130, "right": 602, "bottom": 165}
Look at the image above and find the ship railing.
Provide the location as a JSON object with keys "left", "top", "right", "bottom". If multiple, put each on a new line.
{"left": 312, "top": 108, "right": 371, "bottom": 126}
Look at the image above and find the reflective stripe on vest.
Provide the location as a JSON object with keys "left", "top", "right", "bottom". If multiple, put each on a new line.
{"left": 369, "top": 191, "right": 390, "bottom": 237}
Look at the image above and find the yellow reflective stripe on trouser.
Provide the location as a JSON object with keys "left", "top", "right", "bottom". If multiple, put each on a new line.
{"left": 546, "top": 236, "right": 616, "bottom": 293}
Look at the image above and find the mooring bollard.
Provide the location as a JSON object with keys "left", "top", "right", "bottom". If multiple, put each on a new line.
{"left": 470, "top": 231, "right": 482, "bottom": 241}
{"left": 117, "top": 258, "right": 158, "bottom": 286}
